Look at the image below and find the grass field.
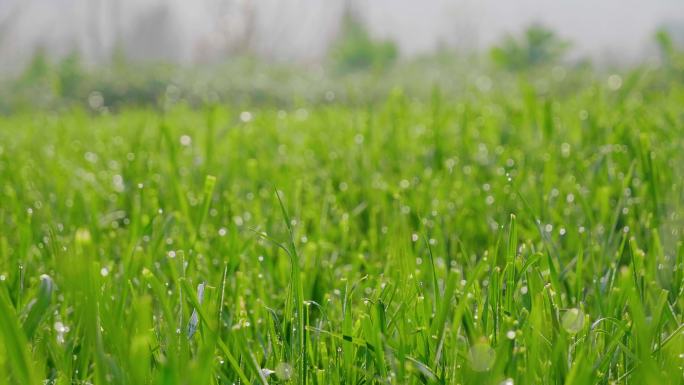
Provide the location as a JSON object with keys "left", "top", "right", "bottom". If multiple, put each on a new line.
{"left": 0, "top": 72, "right": 683, "bottom": 384}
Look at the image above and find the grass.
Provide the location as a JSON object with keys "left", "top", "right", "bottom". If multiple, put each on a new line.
{"left": 0, "top": 70, "right": 683, "bottom": 384}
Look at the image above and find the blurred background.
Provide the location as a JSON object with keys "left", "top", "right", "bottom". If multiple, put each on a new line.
{"left": 1, "top": 0, "right": 683, "bottom": 111}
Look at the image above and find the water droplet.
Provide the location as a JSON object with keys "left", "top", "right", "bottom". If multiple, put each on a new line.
{"left": 88, "top": 91, "right": 104, "bottom": 109}
{"left": 562, "top": 308, "right": 584, "bottom": 334}
{"left": 240, "top": 111, "right": 253, "bottom": 122}
{"left": 100, "top": 267, "right": 109, "bottom": 277}
{"left": 75, "top": 228, "right": 92, "bottom": 244}
{"left": 54, "top": 321, "right": 69, "bottom": 344}
{"left": 275, "top": 363, "right": 293, "bottom": 380}
{"left": 607, "top": 74, "right": 623, "bottom": 91}
{"left": 469, "top": 342, "right": 495, "bottom": 372}
{"left": 54, "top": 322, "right": 66, "bottom": 333}
{"left": 261, "top": 368, "right": 275, "bottom": 377}
{"left": 506, "top": 330, "right": 516, "bottom": 340}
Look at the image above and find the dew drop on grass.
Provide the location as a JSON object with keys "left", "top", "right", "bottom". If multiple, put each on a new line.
{"left": 55, "top": 321, "right": 67, "bottom": 333}
{"left": 275, "top": 362, "right": 293, "bottom": 380}
{"left": 84, "top": 151, "right": 98, "bottom": 163}
{"left": 500, "top": 378, "right": 514, "bottom": 385}
{"left": 469, "top": 342, "right": 495, "bottom": 372}
{"left": 75, "top": 228, "right": 92, "bottom": 244}
{"left": 607, "top": 74, "right": 623, "bottom": 91}
{"left": 240, "top": 111, "right": 253, "bottom": 122}
{"left": 506, "top": 330, "right": 516, "bottom": 340}
{"left": 100, "top": 267, "right": 109, "bottom": 277}
{"left": 54, "top": 321, "right": 69, "bottom": 344}
{"left": 562, "top": 308, "right": 584, "bottom": 334}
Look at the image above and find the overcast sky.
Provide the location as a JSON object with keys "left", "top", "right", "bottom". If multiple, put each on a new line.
{"left": 0, "top": 0, "right": 682, "bottom": 69}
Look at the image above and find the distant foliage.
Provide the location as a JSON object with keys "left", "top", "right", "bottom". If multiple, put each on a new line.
{"left": 330, "top": 13, "right": 398, "bottom": 73}
{"left": 19, "top": 47, "right": 51, "bottom": 86}
{"left": 56, "top": 52, "right": 85, "bottom": 99}
{"left": 490, "top": 24, "right": 570, "bottom": 71}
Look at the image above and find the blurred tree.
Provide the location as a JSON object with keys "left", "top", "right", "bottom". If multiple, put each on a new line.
{"left": 19, "top": 47, "right": 51, "bottom": 86}
{"left": 56, "top": 52, "right": 84, "bottom": 99}
{"left": 490, "top": 24, "right": 570, "bottom": 71}
{"left": 329, "top": 11, "right": 398, "bottom": 73}
{"left": 9, "top": 47, "right": 58, "bottom": 110}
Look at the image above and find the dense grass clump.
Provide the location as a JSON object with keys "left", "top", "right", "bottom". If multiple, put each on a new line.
{"left": 0, "top": 76, "right": 683, "bottom": 384}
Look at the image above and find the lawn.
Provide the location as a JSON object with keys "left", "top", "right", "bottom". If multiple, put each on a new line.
{"left": 0, "top": 73, "right": 683, "bottom": 384}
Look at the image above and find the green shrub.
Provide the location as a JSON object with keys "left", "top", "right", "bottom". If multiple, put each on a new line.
{"left": 330, "top": 13, "right": 398, "bottom": 73}
{"left": 490, "top": 24, "right": 570, "bottom": 71}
